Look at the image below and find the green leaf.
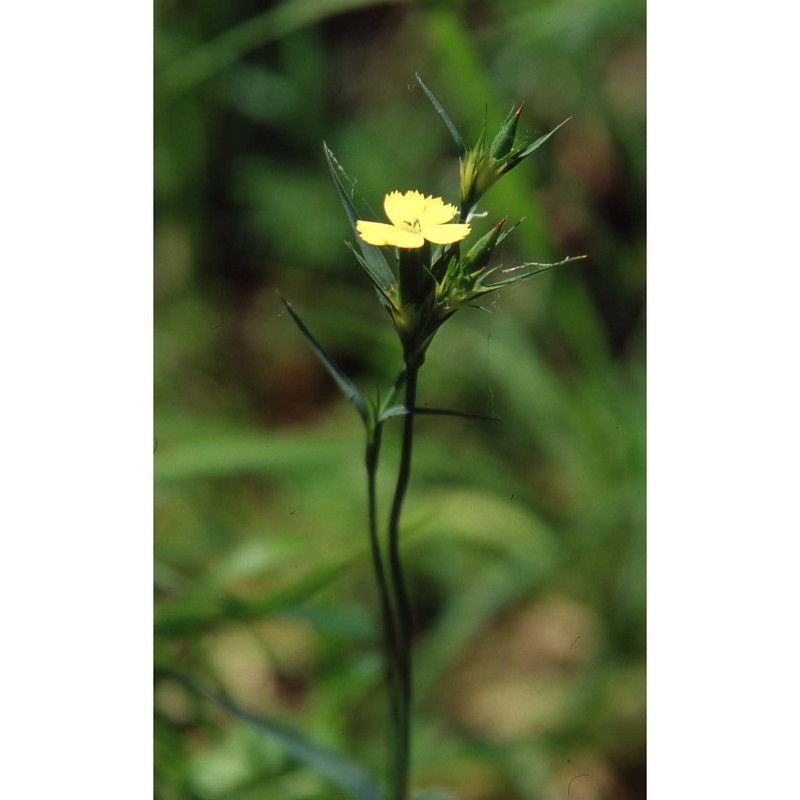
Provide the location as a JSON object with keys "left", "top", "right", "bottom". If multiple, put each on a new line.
{"left": 323, "top": 143, "right": 396, "bottom": 293}
{"left": 415, "top": 74, "right": 466, "bottom": 157}
{"left": 279, "top": 294, "right": 369, "bottom": 423}
{"left": 503, "top": 116, "right": 571, "bottom": 172}
{"left": 379, "top": 405, "right": 500, "bottom": 423}
{"left": 158, "top": 671, "right": 385, "bottom": 800}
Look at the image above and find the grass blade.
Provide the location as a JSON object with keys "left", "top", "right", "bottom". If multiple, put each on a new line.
{"left": 159, "top": 0, "right": 411, "bottom": 94}
{"left": 158, "top": 670, "right": 384, "bottom": 800}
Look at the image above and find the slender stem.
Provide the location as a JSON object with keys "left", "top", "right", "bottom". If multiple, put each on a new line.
{"left": 365, "top": 428, "right": 404, "bottom": 795}
{"left": 386, "top": 359, "right": 420, "bottom": 800}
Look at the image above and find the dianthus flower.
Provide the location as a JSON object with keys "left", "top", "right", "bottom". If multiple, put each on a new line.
{"left": 356, "top": 190, "right": 471, "bottom": 249}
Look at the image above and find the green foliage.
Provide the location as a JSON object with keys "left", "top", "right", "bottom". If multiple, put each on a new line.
{"left": 155, "top": 0, "right": 645, "bottom": 797}
{"left": 160, "top": 671, "right": 384, "bottom": 800}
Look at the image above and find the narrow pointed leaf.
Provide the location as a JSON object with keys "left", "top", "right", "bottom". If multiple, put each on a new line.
{"left": 503, "top": 116, "right": 572, "bottom": 171}
{"left": 157, "top": 670, "right": 384, "bottom": 800}
{"left": 481, "top": 255, "right": 586, "bottom": 289}
{"left": 280, "top": 294, "right": 369, "bottom": 423}
{"left": 379, "top": 405, "right": 500, "bottom": 423}
{"left": 323, "top": 143, "right": 396, "bottom": 293}
{"left": 416, "top": 74, "right": 466, "bottom": 157}
{"left": 346, "top": 242, "right": 393, "bottom": 308}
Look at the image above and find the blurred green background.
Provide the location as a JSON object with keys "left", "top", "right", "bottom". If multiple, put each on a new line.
{"left": 154, "top": 1, "right": 645, "bottom": 798}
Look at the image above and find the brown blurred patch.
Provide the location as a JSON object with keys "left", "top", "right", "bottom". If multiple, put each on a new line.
{"left": 441, "top": 596, "right": 603, "bottom": 741}
{"left": 155, "top": 679, "right": 195, "bottom": 726}
{"left": 604, "top": 42, "right": 646, "bottom": 117}
{"left": 548, "top": 753, "right": 619, "bottom": 800}
{"left": 414, "top": 757, "right": 515, "bottom": 800}
{"left": 203, "top": 617, "right": 319, "bottom": 714}
{"left": 556, "top": 121, "right": 618, "bottom": 200}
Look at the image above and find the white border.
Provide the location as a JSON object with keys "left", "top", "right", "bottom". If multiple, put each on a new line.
{"left": 2, "top": 3, "right": 152, "bottom": 796}
{"left": 649, "top": 1, "right": 799, "bottom": 796}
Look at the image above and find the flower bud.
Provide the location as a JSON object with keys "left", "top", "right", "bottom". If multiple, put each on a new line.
{"left": 461, "top": 218, "right": 507, "bottom": 275}
{"left": 459, "top": 147, "right": 500, "bottom": 215}
{"left": 489, "top": 103, "right": 524, "bottom": 159}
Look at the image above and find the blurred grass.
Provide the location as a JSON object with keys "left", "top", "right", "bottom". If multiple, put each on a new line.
{"left": 154, "top": 0, "right": 645, "bottom": 798}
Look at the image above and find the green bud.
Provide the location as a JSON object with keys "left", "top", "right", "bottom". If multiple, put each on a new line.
{"left": 489, "top": 103, "right": 524, "bottom": 159}
{"left": 459, "top": 146, "right": 501, "bottom": 214}
{"left": 461, "top": 218, "right": 507, "bottom": 275}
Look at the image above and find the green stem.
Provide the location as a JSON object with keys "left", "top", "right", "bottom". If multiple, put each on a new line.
{"left": 365, "top": 428, "right": 404, "bottom": 794}
{"left": 386, "top": 359, "right": 420, "bottom": 800}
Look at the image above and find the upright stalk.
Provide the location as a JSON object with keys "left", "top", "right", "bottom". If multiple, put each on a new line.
{"left": 365, "top": 425, "right": 406, "bottom": 796}
{"left": 386, "top": 358, "right": 421, "bottom": 800}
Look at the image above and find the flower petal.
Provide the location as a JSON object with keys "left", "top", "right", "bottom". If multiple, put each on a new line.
{"left": 419, "top": 195, "right": 457, "bottom": 226}
{"left": 384, "top": 190, "right": 427, "bottom": 228}
{"left": 356, "top": 220, "right": 425, "bottom": 249}
{"left": 421, "top": 222, "right": 471, "bottom": 245}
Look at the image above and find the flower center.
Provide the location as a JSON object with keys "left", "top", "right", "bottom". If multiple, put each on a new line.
{"left": 401, "top": 218, "right": 422, "bottom": 233}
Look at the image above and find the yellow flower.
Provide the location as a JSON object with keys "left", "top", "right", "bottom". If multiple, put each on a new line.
{"left": 356, "top": 190, "right": 471, "bottom": 249}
